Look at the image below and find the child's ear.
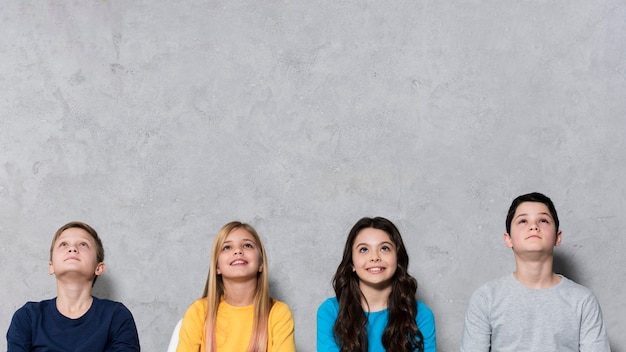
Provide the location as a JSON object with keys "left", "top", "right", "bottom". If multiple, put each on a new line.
{"left": 555, "top": 230, "right": 563, "bottom": 246}
{"left": 48, "top": 261, "right": 54, "bottom": 275}
{"left": 258, "top": 264, "right": 263, "bottom": 273}
{"left": 503, "top": 232, "right": 513, "bottom": 248}
{"left": 95, "top": 262, "right": 106, "bottom": 276}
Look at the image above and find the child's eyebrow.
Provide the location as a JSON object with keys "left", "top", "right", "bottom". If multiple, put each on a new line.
{"left": 56, "top": 236, "right": 93, "bottom": 243}
{"left": 354, "top": 241, "right": 394, "bottom": 247}
{"left": 514, "top": 212, "right": 552, "bottom": 219}
{"left": 223, "top": 239, "right": 256, "bottom": 244}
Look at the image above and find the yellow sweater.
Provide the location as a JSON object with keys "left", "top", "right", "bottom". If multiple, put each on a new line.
{"left": 176, "top": 298, "right": 296, "bottom": 352}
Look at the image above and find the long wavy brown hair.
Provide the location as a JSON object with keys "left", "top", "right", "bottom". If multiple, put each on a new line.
{"left": 332, "top": 217, "right": 424, "bottom": 352}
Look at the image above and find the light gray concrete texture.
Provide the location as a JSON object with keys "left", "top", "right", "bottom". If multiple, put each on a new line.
{"left": 1, "top": 1, "right": 625, "bottom": 351}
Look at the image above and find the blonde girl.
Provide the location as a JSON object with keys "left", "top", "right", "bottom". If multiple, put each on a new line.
{"left": 177, "top": 221, "right": 295, "bottom": 352}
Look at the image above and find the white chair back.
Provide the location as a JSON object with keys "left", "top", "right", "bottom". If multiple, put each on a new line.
{"left": 166, "top": 318, "right": 183, "bottom": 352}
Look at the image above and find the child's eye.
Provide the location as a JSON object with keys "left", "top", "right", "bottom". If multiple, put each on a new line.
{"left": 59, "top": 242, "right": 67, "bottom": 247}
{"left": 518, "top": 219, "right": 526, "bottom": 224}
{"left": 222, "top": 245, "right": 231, "bottom": 251}
{"left": 381, "top": 246, "right": 390, "bottom": 252}
{"left": 80, "top": 242, "right": 89, "bottom": 247}
{"left": 243, "top": 243, "right": 254, "bottom": 249}
{"left": 540, "top": 219, "right": 550, "bottom": 223}
{"left": 358, "top": 247, "right": 368, "bottom": 253}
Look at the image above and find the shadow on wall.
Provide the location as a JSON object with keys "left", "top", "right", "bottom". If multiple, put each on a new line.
{"left": 553, "top": 252, "right": 617, "bottom": 352}
{"left": 269, "top": 279, "right": 306, "bottom": 352}
{"left": 91, "top": 275, "right": 118, "bottom": 301}
{"left": 269, "top": 279, "right": 290, "bottom": 302}
{"left": 552, "top": 251, "right": 581, "bottom": 284}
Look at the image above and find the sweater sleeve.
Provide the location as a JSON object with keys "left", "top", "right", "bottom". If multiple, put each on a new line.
{"left": 579, "top": 293, "right": 611, "bottom": 352}
{"left": 177, "top": 299, "right": 207, "bottom": 352}
{"left": 416, "top": 301, "right": 436, "bottom": 352}
{"left": 460, "top": 288, "right": 491, "bottom": 352}
{"left": 6, "top": 305, "right": 33, "bottom": 352}
{"left": 268, "top": 301, "right": 296, "bottom": 352}
{"left": 108, "top": 303, "right": 141, "bottom": 352}
{"left": 316, "top": 298, "right": 340, "bottom": 352}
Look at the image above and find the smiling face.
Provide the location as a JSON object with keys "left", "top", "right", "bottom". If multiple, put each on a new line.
{"left": 216, "top": 227, "right": 263, "bottom": 282}
{"left": 48, "top": 227, "right": 105, "bottom": 282}
{"left": 351, "top": 227, "right": 398, "bottom": 291}
{"left": 505, "top": 201, "right": 562, "bottom": 253}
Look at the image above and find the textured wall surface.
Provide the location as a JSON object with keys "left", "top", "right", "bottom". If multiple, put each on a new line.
{"left": 1, "top": 1, "right": 625, "bottom": 351}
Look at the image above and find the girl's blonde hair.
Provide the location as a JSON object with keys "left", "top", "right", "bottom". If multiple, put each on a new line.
{"left": 202, "top": 221, "right": 273, "bottom": 352}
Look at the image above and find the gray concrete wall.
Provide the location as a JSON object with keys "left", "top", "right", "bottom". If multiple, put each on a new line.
{"left": 1, "top": 1, "right": 625, "bottom": 351}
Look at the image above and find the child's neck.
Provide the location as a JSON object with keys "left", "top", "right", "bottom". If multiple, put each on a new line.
{"left": 359, "top": 283, "right": 392, "bottom": 312}
{"left": 222, "top": 279, "right": 257, "bottom": 306}
{"left": 55, "top": 281, "right": 94, "bottom": 319}
{"left": 513, "top": 256, "right": 560, "bottom": 289}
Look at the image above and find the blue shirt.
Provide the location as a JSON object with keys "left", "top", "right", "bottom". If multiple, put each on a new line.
{"left": 316, "top": 297, "right": 436, "bottom": 352}
{"left": 7, "top": 296, "right": 140, "bottom": 352}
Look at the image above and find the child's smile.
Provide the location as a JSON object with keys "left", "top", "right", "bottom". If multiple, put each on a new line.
{"left": 230, "top": 259, "right": 248, "bottom": 266}
{"left": 216, "top": 227, "right": 263, "bottom": 281}
{"left": 366, "top": 266, "right": 386, "bottom": 273}
{"left": 351, "top": 228, "right": 398, "bottom": 290}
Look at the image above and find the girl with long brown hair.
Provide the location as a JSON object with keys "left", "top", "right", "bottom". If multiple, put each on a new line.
{"left": 317, "top": 217, "right": 436, "bottom": 352}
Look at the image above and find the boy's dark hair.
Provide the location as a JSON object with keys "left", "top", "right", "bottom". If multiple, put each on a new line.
{"left": 506, "top": 192, "right": 559, "bottom": 233}
{"left": 332, "top": 217, "right": 424, "bottom": 352}
{"left": 49, "top": 221, "right": 105, "bottom": 285}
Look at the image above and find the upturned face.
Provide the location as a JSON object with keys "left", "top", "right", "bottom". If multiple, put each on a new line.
{"left": 216, "top": 227, "right": 263, "bottom": 282}
{"left": 505, "top": 201, "right": 562, "bottom": 252}
{"left": 48, "top": 227, "right": 104, "bottom": 280}
{"left": 351, "top": 228, "right": 398, "bottom": 292}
